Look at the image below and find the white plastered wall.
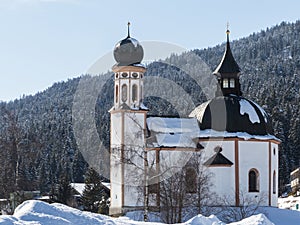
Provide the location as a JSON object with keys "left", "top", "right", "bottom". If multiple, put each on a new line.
{"left": 123, "top": 112, "right": 146, "bottom": 207}
{"left": 271, "top": 142, "right": 279, "bottom": 206}
{"left": 239, "top": 141, "right": 269, "bottom": 206}
{"left": 110, "top": 112, "right": 123, "bottom": 211}
{"left": 201, "top": 140, "right": 236, "bottom": 205}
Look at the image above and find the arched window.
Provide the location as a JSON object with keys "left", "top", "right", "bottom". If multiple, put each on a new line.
{"left": 273, "top": 170, "right": 276, "bottom": 194}
{"left": 185, "top": 167, "right": 197, "bottom": 193}
{"left": 115, "top": 85, "right": 119, "bottom": 103}
{"left": 132, "top": 84, "right": 138, "bottom": 102}
{"left": 140, "top": 85, "right": 143, "bottom": 101}
{"left": 249, "top": 169, "right": 259, "bottom": 192}
{"left": 121, "top": 84, "right": 127, "bottom": 102}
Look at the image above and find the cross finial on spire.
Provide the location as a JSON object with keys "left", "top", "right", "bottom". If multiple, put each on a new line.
{"left": 226, "top": 22, "right": 230, "bottom": 34}
{"left": 127, "top": 22, "right": 131, "bottom": 37}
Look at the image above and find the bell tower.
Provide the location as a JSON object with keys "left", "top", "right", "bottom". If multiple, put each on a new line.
{"left": 109, "top": 23, "right": 148, "bottom": 216}
{"left": 112, "top": 22, "right": 146, "bottom": 110}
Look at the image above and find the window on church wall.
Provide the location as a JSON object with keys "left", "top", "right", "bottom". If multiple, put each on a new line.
{"left": 223, "top": 78, "right": 229, "bottom": 88}
{"left": 132, "top": 84, "right": 138, "bottom": 102}
{"left": 249, "top": 169, "right": 259, "bottom": 192}
{"left": 115, "top": 85, "right": 119, "bottom": 103}
{"left": 148, "top": 168, "right": 159, "bottom": 194}
{"left": 230, "top": 78, "right": 235, "bottom": 88}
{"left": 185, "top": 167, "right": 197, "bottom": 193}
{"left": 121, "top": 84, "right": 128, "bottom": 102}
{"left": 273, "top": 170, "right": 276, "bottom": 194}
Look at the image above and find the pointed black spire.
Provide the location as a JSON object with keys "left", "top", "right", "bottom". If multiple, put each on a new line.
{"left": 214, "top": 27, "right": 242, "bottom": 96}
{"left": 214, "top": 28, "right": 240, "bottom": 75}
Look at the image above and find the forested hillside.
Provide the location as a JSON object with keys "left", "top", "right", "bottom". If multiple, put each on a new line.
{"left": 0, "top": 21, "right": 299, "bottom": 198}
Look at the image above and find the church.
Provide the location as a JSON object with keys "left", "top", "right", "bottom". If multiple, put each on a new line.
{"left": 109, "top": 25, "right": 280, "bottom": 216}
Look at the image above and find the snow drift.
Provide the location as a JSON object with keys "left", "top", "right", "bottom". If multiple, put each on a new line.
{"left": 0, "top": 200, "right": 299, "bottom": 225}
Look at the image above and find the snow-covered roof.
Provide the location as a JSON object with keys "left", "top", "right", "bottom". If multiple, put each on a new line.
{"left": 239, "top": 98, "right": 260, "bottom": 123}
{"left": 71, "top": 182, "right": 110, "bottom": 196}
{"left": 71, "top": 183, "right": 85, "bottom": 196}
{"left": 199, "top": 129, "right": 280, "bottom": 142}
{"left": 146, "top": 115, "right": 279, "bottom": 149}
{"left": 146, "top": 117, "right": 200, "bottom": 148}
{"left": 147, "top": 117, "right": 199, "bottom": 134}
{"left": 102, "top": 182, "right": 111, "bottom": 190}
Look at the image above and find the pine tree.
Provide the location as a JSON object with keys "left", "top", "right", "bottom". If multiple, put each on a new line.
{"left": 81, "top": 168, "right": 108, "bottom": 214}
{"left": 52, "top": 172, "right": 73, "bottom": 205}
{"left": 72, "top": 151, "right": 88, "bottom": 183}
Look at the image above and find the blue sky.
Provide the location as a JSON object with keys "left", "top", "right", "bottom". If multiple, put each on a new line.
{"left": 0, "top": 0, "right": 299, "bottom": 101}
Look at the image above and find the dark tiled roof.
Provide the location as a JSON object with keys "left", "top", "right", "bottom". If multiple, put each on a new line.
{"left": 204, "top": 152, "right": 233, "bottom": 167}
{"left": 191, "top": 95, "right": 274, "bottom": 135}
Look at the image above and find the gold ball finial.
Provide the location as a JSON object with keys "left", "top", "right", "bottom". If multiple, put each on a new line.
{"left": 226, "top": 22, "right": 230, "bottom": 34}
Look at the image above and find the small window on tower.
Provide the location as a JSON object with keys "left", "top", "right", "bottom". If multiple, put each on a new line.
{"left": 230, "top": 78, "right": 235, "bottom": 88}
{"left": 132, "top": 72, "right": 138, "bottom": 78}
{"left": 121, "top": 84, "right": 128, "bottom": 102}
{"left": 122, "top": 72, "right": 128, "bottom": 78}
{"left": 223, "top": 78, "right": 229, "bottom": 88}
{"left": 273, "top": 170, "right": 276, "bottom": 194}
{"left": 115, "top": 85, "right": 119, "bottom": 103}
{"left": 132, "top": 84, "right": 138, "bottom": 102}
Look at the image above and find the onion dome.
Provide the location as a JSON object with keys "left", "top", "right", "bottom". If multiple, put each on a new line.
{"left": 190, "top": 95, "right": 273, "bottom": 135}
{"left": 113, "top": 22, "right": 144, "bottom": 66}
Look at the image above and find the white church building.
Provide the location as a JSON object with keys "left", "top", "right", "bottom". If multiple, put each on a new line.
{"left": 109, "top": 25, "right": 280, "bottom": 216}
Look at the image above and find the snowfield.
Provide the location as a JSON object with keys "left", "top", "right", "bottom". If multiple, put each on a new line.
{"left": 0, "top": 200, "right": 299, "bottom": 225}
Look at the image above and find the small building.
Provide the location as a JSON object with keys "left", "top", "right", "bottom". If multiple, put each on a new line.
{"left": 291, "top": 167, "right": 300, "bottom": 196}
{"left": 71, "top": 183, "right": 110, "bottom": 210}
{"left": 278, "top": 196, "right": 300, "bottom": 211}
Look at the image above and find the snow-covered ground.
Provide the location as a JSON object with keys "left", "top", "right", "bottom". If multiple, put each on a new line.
{"left": 278, "top": 196, "right": 300, "bottom": 211}
{"left": 0, "top": 200, "right": 299, "bottom": 225}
